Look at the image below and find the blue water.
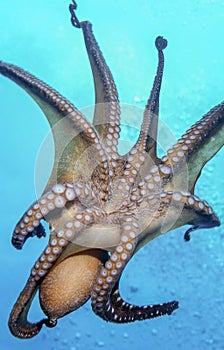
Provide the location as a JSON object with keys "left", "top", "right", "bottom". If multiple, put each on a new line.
{"left": 0, "top": 1, "right": 224, "bottom": 349}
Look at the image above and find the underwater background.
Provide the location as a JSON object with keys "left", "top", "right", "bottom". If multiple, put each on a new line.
{"left": 0, "top": 0, "right": 224, "bottom": 349}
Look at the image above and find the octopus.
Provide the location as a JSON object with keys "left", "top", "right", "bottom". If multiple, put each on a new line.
{"left": 0, "top": 1, "right": 223, "bottom": 339}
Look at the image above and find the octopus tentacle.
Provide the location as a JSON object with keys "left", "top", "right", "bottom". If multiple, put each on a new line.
{"left": 91, "top": 216, "right": 138, "bottom": 319}
{"left": 70, "top": 3, "right": 121, "bottom": 164}
{"left": 0, "top": 62, "right": 110, "bottom": 200}
{"left": 94, "top": 189, "right": 219, "bottom": 322}
{"left": 114, "top": 36, "right": 167, "bottom": 196}
{"left": 12, "top": 182, "right": 95, "bottom": 249}
{"left": 107, "top": 282, "right": 178, "bottom": 323}
{"left": 69, "top": 1, "right": 80, "bottom": 28}
{"left": 91, "top": 216, "right": 178, "bottom": 322}
{"left": 134, "top": 36, "right": 167, "bottom": 158}
{"left": 9, "top": 207, "right": 95, "bottom": 338}
{"left": 162, "top": 101, "right": 224, "bottom": 192}
{"left": 8, "top": 276, "right": 46, "bottom": 339}
{"left": 136, "top": 190, "right": 220, "bottom": 251}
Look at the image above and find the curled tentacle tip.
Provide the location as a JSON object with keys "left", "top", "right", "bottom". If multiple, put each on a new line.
{"left": 72, "top": 0, "right": 78, "bottom": 8}
{"left": 184, "top": 225, "right": 199, "bottom": 242}
{"left": 155, "top": 36, "right": 168, "bottom": 51}
{"left": 184, "top": 230, "right": 191, "bottom": 242}
{"left": 69, "top": 1, "right": 81, "bottom": 28}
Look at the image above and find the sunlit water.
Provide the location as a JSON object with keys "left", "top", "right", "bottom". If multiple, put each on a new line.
{"left": 0, "top": 1, "right": 223, "bottom": 349}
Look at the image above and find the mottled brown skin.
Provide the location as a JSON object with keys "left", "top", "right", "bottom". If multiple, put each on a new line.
{"left": 0, "top": 1, "right": 223, "bottom": 339}
{"left": 39, "top": 249, "right": 108, "bottom": 324}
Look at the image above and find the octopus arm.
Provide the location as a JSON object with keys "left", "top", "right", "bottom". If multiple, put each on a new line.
{"left": 163, "top": 101, "right": 224, "bottom": 193}
{"left": 8, "top": 276, "right": 46, "bottom": 339}
{"left": 119, "top": 36, "right": 167, "bottom": 186}
{"left": 134, "top": 36, "right": 167, "bottom": 159}
{"left": 11, "top": 182, "right": 88, "bottom": 249}
{"left": 98, "top": 280, "right": 178, "bottom": 323}
{"left": 91, "top": 215, "right": 178, "bottom": 322}
{"left": 133, "top": 190, "right": 221, "bottom": 252}
{"left": 70, "top": 5, "right": 121, "bottom": 162}
{"left": 9, "top": 202, "right": 98, "bottom": 338}
{"left": 0, "top": 62, "right": 110, "bottom": 199}
{"left": 96, "top": 190, "right": 220, "bottom": 324}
